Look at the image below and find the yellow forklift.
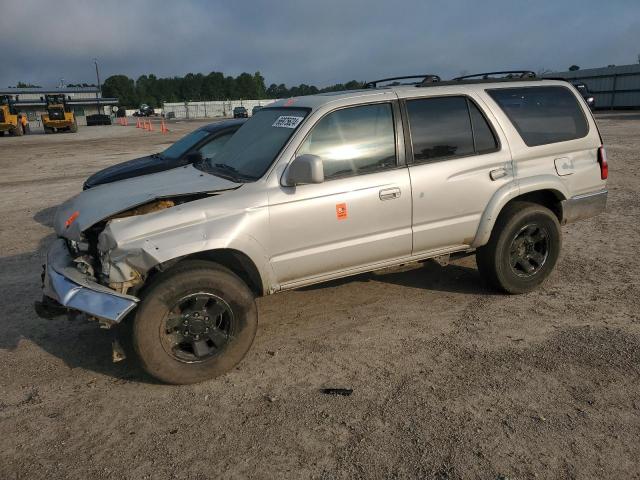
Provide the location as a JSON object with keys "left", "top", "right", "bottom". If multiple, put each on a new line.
{"left": 0, "top": 95, "right": 24, "bottom": 136}
{"left": 41, "top": 94, "right": 78, "bottom": 133}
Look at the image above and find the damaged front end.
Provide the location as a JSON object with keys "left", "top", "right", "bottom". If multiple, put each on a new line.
{"left": 36, "top": 238, "right": 139, "bottom": 327}
{"left": 36, "top": 164, "right": 241, "bottom": 328}
{"left": 37, "top": 196, "right": 209, "bottom": 327}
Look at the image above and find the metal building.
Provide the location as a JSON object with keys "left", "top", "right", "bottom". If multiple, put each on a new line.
{"left": 548, "top": 63, "right": 640, "bottom": 109}
{"left": 0, "top": 87, "right": 118, "bottom": 124}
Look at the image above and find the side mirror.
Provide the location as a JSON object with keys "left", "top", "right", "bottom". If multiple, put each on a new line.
{"left": 282, "top": 154, "right": 324, "bottom": 187}
{"left": 184, "top": 151, "right": 203, "bottom": 164}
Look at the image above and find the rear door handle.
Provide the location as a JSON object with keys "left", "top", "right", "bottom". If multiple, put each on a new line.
{"left": 489, "top": 168, "right": 507, "bottom": 181}
{"left": 379, "top": 187, "right": 401, "bottom": 200}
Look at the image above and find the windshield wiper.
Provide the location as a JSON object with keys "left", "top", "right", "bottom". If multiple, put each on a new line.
{"left": 213, "top": 163, "right": 240, "bottom": 173}
{"left": 210, "top": 163, "right": 255, "bottom": 182}
{"left": 200, "top": 163, "right": 243, "bottom": 183}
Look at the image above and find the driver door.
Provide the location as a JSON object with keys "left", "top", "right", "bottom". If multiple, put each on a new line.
{"left": 268, "top": 102, "right": 412, "bottom": 287}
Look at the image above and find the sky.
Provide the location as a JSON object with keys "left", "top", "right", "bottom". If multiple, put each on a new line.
{"left": 1, "top": 0, "right": 639, "bottom": 89}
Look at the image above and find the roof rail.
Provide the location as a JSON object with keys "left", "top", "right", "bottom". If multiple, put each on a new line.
{"left": 452, "top": 70, "right": 537, "bottom": 81}
{"left": 365, "top": 74, "right": 441, "bottom": 88}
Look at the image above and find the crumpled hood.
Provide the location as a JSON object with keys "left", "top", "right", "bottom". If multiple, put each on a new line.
{"left": 55, "top": 164, "right": 239, "bottom": 240}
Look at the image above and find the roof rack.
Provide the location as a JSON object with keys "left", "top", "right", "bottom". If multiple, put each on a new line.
{"left": 452, "top": 70, "right": 537, "bottom": 81}
{"left": 365, "top": 74, "right": 441, "bottom": 88}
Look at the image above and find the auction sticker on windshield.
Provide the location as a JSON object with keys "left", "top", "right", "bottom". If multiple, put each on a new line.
{"left": 272, "top": 116, "right": 304, "bottom": 129}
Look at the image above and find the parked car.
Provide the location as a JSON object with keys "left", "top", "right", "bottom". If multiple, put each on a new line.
{"left": 233, "top": 106, "right": 248, "bottom": 118}
{"left": 83, "top": 119, "right": 246, "bottom": 189}
{"left": 573, "top": 83, "right": 596, "bottom": 109}
{"left": 251, "top": 105, "right": 263, "bottom": 116}
{"left": 37, "top": 72, "right": 608, "bottom": 384}
{"left": 133, "top": 104, "right": 155, "bottom": 117}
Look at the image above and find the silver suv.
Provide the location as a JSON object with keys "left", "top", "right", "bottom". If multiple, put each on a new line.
{"left": 37, "top": 71, "right": 608, "bottom": 384}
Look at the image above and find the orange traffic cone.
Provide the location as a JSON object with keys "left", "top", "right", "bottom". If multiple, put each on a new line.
{"left": 148, "top": 120, "right": 154, "bottom": 132}
{"left": 124, "top": 117, "right": 129, "bottom": 126}
{"left": 136, "top": 118, "right": 141, "bottom": 128}
{"left": 160, "top": 118, "right": 169, "bottom": 134}
{"left": 143, "top": 119, "right": 148, "bottom": 130}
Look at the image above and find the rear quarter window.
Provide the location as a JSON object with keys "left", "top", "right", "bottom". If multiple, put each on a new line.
{"left": 487, "top": 86, "right": 588, "bottom": 147}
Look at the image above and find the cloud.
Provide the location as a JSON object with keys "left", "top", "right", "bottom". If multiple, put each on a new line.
{"left": 1, "top": 0, "right": 639, "bottom": 88}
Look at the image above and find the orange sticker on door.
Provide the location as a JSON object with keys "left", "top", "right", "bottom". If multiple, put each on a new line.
{"left": 336, "top": 203, "right": 348, "bottom": 220}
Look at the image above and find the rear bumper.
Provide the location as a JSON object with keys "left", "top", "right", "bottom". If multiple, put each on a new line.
{"left": 561, "top": 189, "right": 607, "bottom": 225}
{"left": 39, "top": 238, "right": 139, "bottom": 325}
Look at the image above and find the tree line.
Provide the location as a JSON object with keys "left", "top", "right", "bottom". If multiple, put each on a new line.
{"left": 101, "top": 71, "right": 365, "bottom": 108}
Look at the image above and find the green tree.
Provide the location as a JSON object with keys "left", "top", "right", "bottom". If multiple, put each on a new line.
{"left": 102, "top": 75, "right": 138, "bottom": 107}
{"left": 100, "top": 70, "right": 366, "bottom": 106}
{"left": 253, "top": 71, "right": 267, "bottom": 98}
{"left": 13, "top": 82, "right": 41, "bottom": 88}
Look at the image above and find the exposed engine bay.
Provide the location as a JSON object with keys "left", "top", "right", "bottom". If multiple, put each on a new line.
{"left": 68, "top": 194, "right": 212, "bottom": 295}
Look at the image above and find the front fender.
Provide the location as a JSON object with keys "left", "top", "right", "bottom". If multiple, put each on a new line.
{"left": 471, "top": 175, "right": 569, "bottom": 248}
{"left": 100, "top": 196, "right": 275, "bottom": 294}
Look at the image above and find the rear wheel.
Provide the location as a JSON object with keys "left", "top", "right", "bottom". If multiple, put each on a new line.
{"left": 132, "top": 260, "right": 258, "bottom": 384}
{"left": 44, "top": 126, "right": 53, "bottom": 134}
{"left": 476, "top": 202, "right": 561, "bottom": 294}
{"left": 69, "top": 118, "right": 78, "bottom": 133}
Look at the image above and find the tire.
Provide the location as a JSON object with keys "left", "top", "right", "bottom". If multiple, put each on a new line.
{"left": 0, "top": 131, "right": 4, "bottom": 137}
{"left": 69, "top": 118, "right": 78, "bottom": 133}
{"left": 132, "top": 260, "right": 257, "bottom": 384}
{"left": 44, "top": 126, "right": 53, "bottom": 134}
{"left": 476, "top": 201, "right": 561, "bottom": 294}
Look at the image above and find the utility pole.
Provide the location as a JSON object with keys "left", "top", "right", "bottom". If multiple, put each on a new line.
{"left": 93, "top": 58, "right": 101, "bottom": 114}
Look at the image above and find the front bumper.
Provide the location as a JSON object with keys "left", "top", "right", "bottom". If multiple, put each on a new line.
{"left": 39, "top": 238, "right": 139, "bottom": 324}
{"left": 561, "top": 189, "right": 607, "bottom": 224}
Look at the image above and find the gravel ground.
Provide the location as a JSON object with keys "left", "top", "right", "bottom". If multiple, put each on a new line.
{"left": 0, "top": 114, "right": 639, "bottom": 480}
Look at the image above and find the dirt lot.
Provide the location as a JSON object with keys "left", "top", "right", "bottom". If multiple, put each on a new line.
{"left": 1, "top": 114, "right": 639, "bottom": 480}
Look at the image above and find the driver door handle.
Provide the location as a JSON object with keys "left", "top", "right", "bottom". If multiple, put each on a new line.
{"left": 379, "top": 187, "right": 401, "bottom": 200}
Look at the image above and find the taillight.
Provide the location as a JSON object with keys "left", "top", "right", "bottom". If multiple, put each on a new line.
{"left": 597, "top": 146, "right": 608, "bottom": 180}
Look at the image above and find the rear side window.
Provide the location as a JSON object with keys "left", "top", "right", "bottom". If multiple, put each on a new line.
{"left": 406, "top": 96, "right": 497, "bottom": 163}
{"left": 487, "top": 86, "right": 588, "bottom": 147}
{"left": 469, "top": 101, "right": 498, "bottom": 153}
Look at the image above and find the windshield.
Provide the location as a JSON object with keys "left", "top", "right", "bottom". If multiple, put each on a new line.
{"left": 161, "top": 129, "right": 210, "bottom": 159}
{"left": 203, "top": 108, "right": 308, "bottom": 181}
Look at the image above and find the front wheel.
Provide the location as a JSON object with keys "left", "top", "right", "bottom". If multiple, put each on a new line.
{"left": 476, "top": 202, "right": 561, "bottom": 294}
{"left": 132, "top": 260, "right": 257, "bottom": 384}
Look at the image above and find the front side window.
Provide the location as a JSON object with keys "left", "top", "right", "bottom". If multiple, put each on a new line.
{"left": 162, "top": 129, "right": 210, "bottom": 160}
{"left": 298, "top": 103, "right": 396, "bottom": 181}
{"left": 487, "top": 86, "right": 588, "bottom": 147}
